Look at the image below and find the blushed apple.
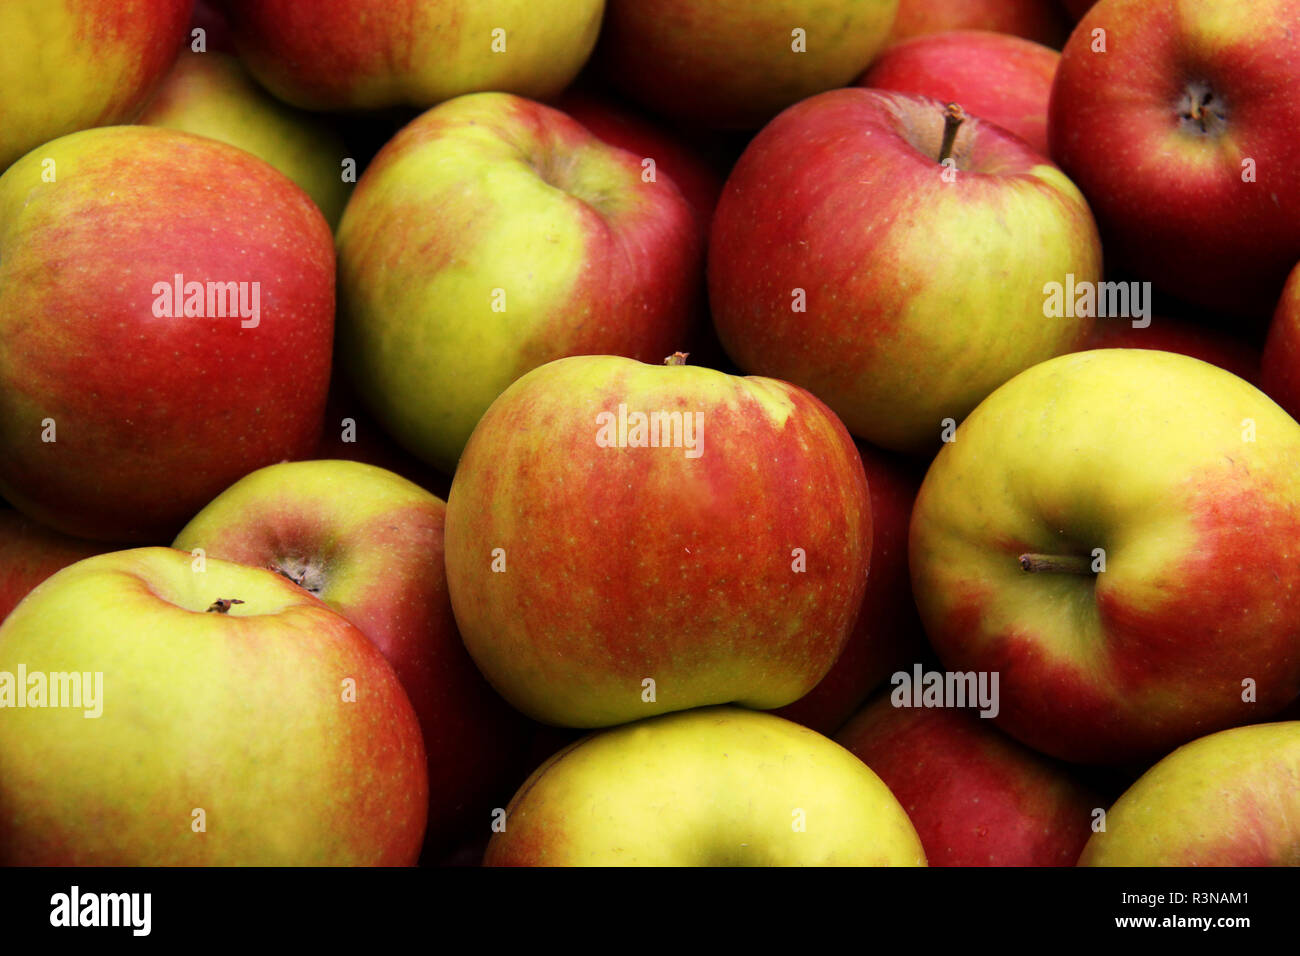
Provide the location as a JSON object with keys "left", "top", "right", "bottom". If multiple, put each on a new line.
{"left": 1260, "top": 260, "right": 1300, "bottom": 421}
{"left": 0, "top": 511, "right": 111, "bottom": 623}
{"left": 889, "top": 0, "right": 1069, "bottom": 46}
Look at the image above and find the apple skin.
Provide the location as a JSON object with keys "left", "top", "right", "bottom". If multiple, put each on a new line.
{"left": 837, "top": 695, "right": 1101, "bottom": 866}
{"left": 709, "top": 88, "right": 1102, "bottom": 454}
{"left": 889, "top": 0, "right": 1069, "bottom": 46}
{"left": 0, "top": 511, "right": 113, "bottom": 623}
{"left": 0, "top": 548, "right": 427, "bottom": 865}
{"left": 485, "top": 707, "right": 926, "bottom": 866}
{"left": 858, "top": 31, "right": 1059, "bottom": 156}
{"left": 0, "top": 126, "right": 334, "bottom": 543}
{"left": 597, "top": 0, "right": 899, "bottom": 129}
{"left": 775, "top": 444, "right": 928, "bottom": 735}
{"left": 1049, "top": 0, "right": 1300, "bottom": 317}
{"left": 336, "top": 92, "right": 701, "bottom": 474}
{"left": 1260, "top": 262, "right": 1300, "bottom": 421}
{"left": 218, "top": 0, "right": 603, "bottom": 112}
{"left": 910, "top": 349, "right": 1300, "bottom": 765}
{"left": 1, "top": 0, "right": 192, "bottom": 171}
{"left": 138, "top": 50, "right": 352, "bottom": 227}
{"left": 444, "top": 355, "right": 872, "bottom": 728}
{"left": 1079, "top": 722, "right": 1300, "bottom": 866}
{"left": 172, "top": 459, "right": 529, "bottom": 849}
{"left": 1088, "top": 314, "right": 1261, "bottom": 385}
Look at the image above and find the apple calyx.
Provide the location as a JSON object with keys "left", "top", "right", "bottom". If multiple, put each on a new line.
{"left": 938, "top": 103, "right": 965, "bottom": 165}
{"left": 663, "top": 351, "right": 690, "bottom": 366}
{"left": 1179, "top": 82, "right": 1227, "bottom": 136}
{"left": 1017, "top": 553, "right": 1095, "bottom": 575}
{"left": 271, "top": 556, "right": 328, "bottom": 595}
{"left": 205, "top": 598, "right": 246, "bottom": 614}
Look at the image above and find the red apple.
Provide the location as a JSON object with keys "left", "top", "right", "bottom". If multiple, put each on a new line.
{"left": 775, "top": 444, "right": 928, "bottom": 735}
{"left": 858, "top": 31, "right": 1059, "bottom": 156}
{"left": 0, "top": 126, "right": 334, "bottom": 542}
{"left": 0, "top": 511, "right": 113, "bottom": 623}
{"left": 173, "top": 460, "right": 530, "bottom": 849}
{"left": 837, "top": 694, "right": 1101, "bottom": 865}
{"left": 1049, "top": 0, "right": 1300, "bottom": 316}
{"left": 709, "top": 88, "right": 1102, "bottom": 454}
{"left": 889, "top": 0, "right": 1069, "bottom": 46}
{"left": 1061, "top": 0, "right": 1098, "bottom": 20}
{"left": 445, "top": 354, "right": 873, "bottom": 728}
{"left": 1261, "top": 261, "right": 1300, "bottom": 421}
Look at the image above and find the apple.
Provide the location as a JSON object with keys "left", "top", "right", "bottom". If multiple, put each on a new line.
{"left": 858, "top": 31, "right": 1060, "bottom": 156}
{"left": 1061, "top": 0, "right": 1098, "bottom": 21}
{"left": 1079, "top": 722, "right": 1300, "bottom": 865}
{"left": 889, "top": 0, "right": 1069, "bottom": 46}
{"left": 1049, "top": 0, "right": 1300, "bottom": 317}
{"left": 709, "top": 88, "right": 1102, "bottom": 454}
{"left": 0, "top": 126, "right": 335, "bottom": 543}
{"left": 444, "top": 354, "right": 872, "bottom": 728}
{"left": 1088, "top": 314, "right": 1261, "bottom": 385}
{"left": 0, "top": 548, "right": 427, "bottom": 864}
{"left": 837, "top": 694, "right": 1101, "bottom": 866}
{"left": 218, "top": 0, "right": 603, "bottom": 112}
{"left": 172, "top": 459, "right": 530, "bottom": 849}
{"left": 138, "top": 50, "right": 353, "bottom": 227}
{"left": 485, "top": 707, "right": 927, "bottom": 866}
{"left": 910, "top": 349, "right": 1300, "bottom": 764}
{"left": 1261, "top": 261, "right": 1300, "bottom": 421}
{"left": 596, "top": 0, "right": 899, "bottom": 129}
{"left": 336, "top": 92, "right": 701, "bottom": 473}
{"left": 775, "top": 444, "right": 929, "bottom": 735}
{"left": 1, "top": 0, "right": 191, "bottom": 171}
{"left": 0, "top": 511, "right": 112, "bottom": 623}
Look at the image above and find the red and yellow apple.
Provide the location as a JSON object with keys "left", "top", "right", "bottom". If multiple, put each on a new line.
{"left": 889, "top": 0, "right": 1069, "bottom": 46}
{"left": 1261, "top": 261, "right": 1300, "bottom": 420}
{"left": 0, "top": 511, "right": 112, "bottom": 622}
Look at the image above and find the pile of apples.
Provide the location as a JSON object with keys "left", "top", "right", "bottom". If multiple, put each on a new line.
{"left": 1, "top": 0, "right": 1299, "bottom": 867}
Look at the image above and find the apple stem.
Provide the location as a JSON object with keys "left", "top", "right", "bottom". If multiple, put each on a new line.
{"left": 938, "top": 103, "right": 965, "bottom": 165}
{"left": 205, "top": 598, "right": 245, "bottom": 614}
{"left": 1018, "top": 553, "right": 1094, "bottom": 575}
{"left": 664, "top": 351, "right": 690, "bottom": 366}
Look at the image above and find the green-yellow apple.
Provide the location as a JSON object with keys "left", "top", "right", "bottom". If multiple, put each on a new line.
{"left": 218, "top": 0, "right": 603, "bottom": 111}
{"left": 172, "top": 459, "right": 529, "bottom": 849}
{"left": 597, "top": 0, "right": 899, "bottom": 129}
{"left": 910, "top": 349, "right": 1300, "bottom": 764}
{"left": 0, "top": 126, "right": 335, "bottom": 542}
{"left": 336, "top": 92, "right": 701, "bottom": 473}
{"left": 889, "top": 0, "right": 1069, "bottom": 46}
{"left": 1049, "top": 0, "right": 1300, "bottom": 316}
{"left": 444, "top": 354, "right": 872, "bottom": 728}
{"left": 0, "top": 0, "right": 191, "bottom": 171}
{"left": 0, "top": 548, "right": 427, "bottom": 865}
{"left": 1079, "top": 721, "right": 1300, "bottom": 865}
{"left": 485, "top": 707, "right": 927, "bottom": 866}
{"left": 709, "top": 88, "right": 1102, "bottom": 453}
{"left": 0, "top": 511, "right": 112, "bottom": 623}
{"left": 138, "top": 50, "right": 352, "bottom": 227}
{"left": 858, "top": 31, "right": 1060, "bottom": 156}
{"left": 1261, "top": 260, "right": 1300, "bottom": 420}
{"left": 837, "top": 694, "right": 1101, "bottom": 866}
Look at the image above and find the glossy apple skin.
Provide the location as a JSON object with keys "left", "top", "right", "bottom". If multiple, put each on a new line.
{"left": 890, "top": 0, "right": 1068, "bottom": 46}
{"left": 776, "top": 444, "right": 928, "bottom": 735}
{"left": 485, "top": 707, "right": 926, "bottom": 866}
{"left": 709, "top": 88, "right": 1101, "bottom": 454}
{"left": 0, "top": 127, "right": 333, "bottom": 543}
{"left": 1088, "top": 315, "right": 1261, "bottom": 385}
{"left": 0, "top": 511, "right": 112, "bottom": 622}
{"left": 218, "top": 0, "right": 603, "bottom": 111}
{"left": 337, "top": 92, "right": 701, "bottom": 473}
{"left": 172, "top": 460, "right": 529, "bottom": 849}
{"left": 138, "top": 51, "right": 352, "bottom": 227}
{"left": 1080, "top": 722, "right": 1300, "bottom": 865}
{"left": 445, "top": 355, "right": 872, "bottom": 728}
{"left": 858, "top": 31, "right": 1059, "bottom": 155}
{"left": 1049, "top": 0, "right": 1300, "bottom": 316}
{"left": 597, "top": 0, "right": 899, "bottom": 129}
{"left": 911, "top": 349, "right": 1300, "bottom": 764}
{"left": 837, "top": 695, "right": 1101, "bottom": 866}
{"left": 1, "top": 0, "right": 192, "bottom": 170}
{"left": 0, "top": 548, "right": 427, "bottom": 865}
{"left": 1261, "top": 262, "right": 1300, "bottom": 421}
